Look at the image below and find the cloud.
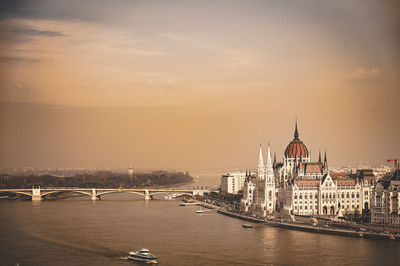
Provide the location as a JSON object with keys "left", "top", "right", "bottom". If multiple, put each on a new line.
{"left": 0, "top": 23, "right": 65, "bottom": 44}
{"left": 0, "top": 56, "right": 39, "bottom": 63}
{"left": 10, "top": 26, "right": 65, "bottom": 37}
{"left": 346, "top": 67, "right": 381, "bottom": 82}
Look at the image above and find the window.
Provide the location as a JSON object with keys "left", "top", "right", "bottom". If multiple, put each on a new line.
{"left": 305, "top": 195, "right": 308, "bottom": 199}
{"left": 315, "top": 194, "right": 318, "bottom": 199}
{"left": 356, "top": 193, "right": 359, "bottom": 198}
{"left": 294, "top": 195, "right": 297, "bottom": 199}
{"left": 305, "top": 206, "right": 308, "bottom": 210}
{"left": 347, "top": 193, "right": 350, "bottom": 198}
{"left": 300, "top": 206, "right": 302, "bottom": 210}
{"left": 352, "top": 193, "right": 354, "bottom": 198}
{"left": 299, "top": 195, "right": 303, "bottom": 199}
{"left": 342, "top": 193, "right": 344, "bottom": 198}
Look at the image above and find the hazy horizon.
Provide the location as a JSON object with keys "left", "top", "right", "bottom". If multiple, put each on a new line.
{"left": 1, "top": 1, "right": 399, "bottom": 171}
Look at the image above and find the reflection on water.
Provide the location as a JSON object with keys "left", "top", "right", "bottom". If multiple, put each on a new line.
{"left": 1, "top": 179, "right": 400, "bottom": 265}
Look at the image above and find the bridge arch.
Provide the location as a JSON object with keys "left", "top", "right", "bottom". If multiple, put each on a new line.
{"left": 6, "top": 191, "right": 32, "bottom": 197}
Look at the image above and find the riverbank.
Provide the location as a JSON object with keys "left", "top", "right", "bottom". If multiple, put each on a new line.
{"left": 213, "top": 206, "right": 400, "bottom": 241}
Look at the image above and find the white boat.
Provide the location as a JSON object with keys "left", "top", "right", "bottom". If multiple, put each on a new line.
{"left": 242, "top": 224, "right": 254, "bottom": 228}
{"left": 196, "top": 206, "right": 204, "bottom": 214}
{"left": 128, "top": 248, "right": 158, "bottom": 264}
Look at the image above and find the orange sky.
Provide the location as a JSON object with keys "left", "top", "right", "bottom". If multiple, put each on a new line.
{"left": 0, "top": 1, "right": 399, "bottom": 171}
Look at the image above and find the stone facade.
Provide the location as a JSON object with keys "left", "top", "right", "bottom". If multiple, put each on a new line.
{"left": 241, "top": 121, "right": 374, "bottom": 218}
{"left": 371, "top": 170, "right": 400, "bottom": 225}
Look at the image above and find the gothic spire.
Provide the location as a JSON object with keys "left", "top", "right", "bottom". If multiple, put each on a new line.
{"left": 274, "top": 152, "right": 277, "bottom": 164}
{"left": 294, "top": 117, "right": 299, "bottom": 139}
{"left": 318, "top": 150, "right": 322, "bottom": 163}
{"left": 266, "top": 142, "right": 272, "bottom": 167}
{"left": 258, "top": 144, "right": 264, "bottom": 166}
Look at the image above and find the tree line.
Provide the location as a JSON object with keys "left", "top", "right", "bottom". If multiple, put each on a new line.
{"left": 0, "top": 170, "right": 193, "bottom": 188}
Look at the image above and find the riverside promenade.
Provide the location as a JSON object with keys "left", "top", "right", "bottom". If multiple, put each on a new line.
{"left": 212, "top": 207, "right": 400, "bottom": 241}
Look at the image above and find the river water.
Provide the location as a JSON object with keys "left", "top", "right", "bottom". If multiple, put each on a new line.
{"left": 1, "top": 175, "right": 400, "bottom": 265}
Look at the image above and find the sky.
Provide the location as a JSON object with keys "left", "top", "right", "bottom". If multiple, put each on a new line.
{"left": 0, "top": 0, "right": 399, "bottom": 171}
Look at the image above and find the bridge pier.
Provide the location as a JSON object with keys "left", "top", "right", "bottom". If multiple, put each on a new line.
{"left": 144, "top": 189, "right": 151, "bottom": 200}
{"left": 91, "top": 189, "right": 99, "bottom": 201}
{"left": 32, "top": 187, "right": 42, "bottom": 201}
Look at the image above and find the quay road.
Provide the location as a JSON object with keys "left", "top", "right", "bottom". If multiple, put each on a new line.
{"left": 215, "top": 208, "right": 400, "bottom": 241}
{"left": 189, "top": 199, "right": 400, "bottom": 241}
{"left": 0, "top": 187, "right": 211, "bottom": 201}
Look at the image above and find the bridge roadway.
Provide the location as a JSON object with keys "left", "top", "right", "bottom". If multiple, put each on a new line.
{"left": 0, "top": 187, "right": 210, "bottom": 201}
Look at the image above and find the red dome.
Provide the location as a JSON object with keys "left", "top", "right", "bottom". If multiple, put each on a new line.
{"left": 284, "top": 139, "right": 309, "bottom": 158}
{"left": 285, "top": 120, "right": 309, "bottom": 158}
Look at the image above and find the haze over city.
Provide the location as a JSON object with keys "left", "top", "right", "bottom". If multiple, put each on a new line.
{"left": 0, "top": 0, "right": 399, "bottom": 171}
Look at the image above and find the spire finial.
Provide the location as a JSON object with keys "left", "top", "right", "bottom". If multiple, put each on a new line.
{"left": 294, "top": 116, "right": 299, "bottom": 139}
{"left": 324, "top": 149, "right": 327, "bottom": 163}
{"left": 318, "top": 150, "right": 322, "bottom": 163}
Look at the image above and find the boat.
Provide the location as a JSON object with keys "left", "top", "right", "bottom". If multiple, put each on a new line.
{"left": 242, "top": 224, "right": 254, "bottom": 228}
{"left": 196, "top": 206, "right": 204, "bottom": 214}
{"left": 128, "top": 248, "right": 158, "bottom": 264}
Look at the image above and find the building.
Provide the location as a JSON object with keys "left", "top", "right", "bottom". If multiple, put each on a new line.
{"left": 371, "top": 169, "right": 400, "bottom": 225}
{"left": 128, "top": 162, "right": 135, "bottom": 181}
{"left": 220, "top": 171, "right": 246, "bottom": 194}
{"left": 241, "top": 143, "right": 276, "bottom": 216}
{"left": 241, "top": 171, "right": 257, "bottom": 212}
{"left": 241, "top": 120, "right": 375, "bottom": 218}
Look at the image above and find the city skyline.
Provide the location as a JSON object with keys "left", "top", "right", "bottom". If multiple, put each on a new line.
{"left": 1, "top": 0, "right": 399, "bottom": 170}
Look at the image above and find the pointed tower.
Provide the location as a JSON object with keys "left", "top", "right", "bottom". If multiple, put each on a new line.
{"left": 318, "top": 150, "right": 322, "bottom": 163}
{"left": 128, "top": 162, "right": 134, "bottom": 181}
{"left": 294, "top": 117, "right": 299, "bottom": 139}
{"left": 257, "top": 144, "right": 265, "bottom": 180}
{"left": 263, "top": 142, "right": 276, "bottom": 216}
{"left": 323, "top": 150, "right": 329, "bottom": 173}
{"left": 265, "top": 143, "right": 273, "bottom": 183}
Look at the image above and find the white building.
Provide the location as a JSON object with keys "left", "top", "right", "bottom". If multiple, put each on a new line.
{"left": 241, "top": 121, "right": 375, "bottom": 218}
{"left": 371, "top": 169, "right": 400, "bottom": 225}
{"left": 220, "top": 170, "right": 246, "bottom": 194}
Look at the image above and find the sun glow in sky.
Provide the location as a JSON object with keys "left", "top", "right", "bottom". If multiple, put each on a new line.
{"left": 0, "top": 0, "right": 399, "bottom": 170}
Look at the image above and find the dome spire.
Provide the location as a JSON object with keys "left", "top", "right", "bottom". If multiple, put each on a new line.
{"left": 294, "top": 116, "right": 299, "bottom": 139}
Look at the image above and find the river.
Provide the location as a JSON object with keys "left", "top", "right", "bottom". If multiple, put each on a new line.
{"left": 1, "top": 174, "right": 400, "bottom": 265}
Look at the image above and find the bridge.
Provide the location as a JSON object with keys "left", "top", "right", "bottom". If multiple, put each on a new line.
{"left": 0, "top": 187, "right": 210, "bottom": 201}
